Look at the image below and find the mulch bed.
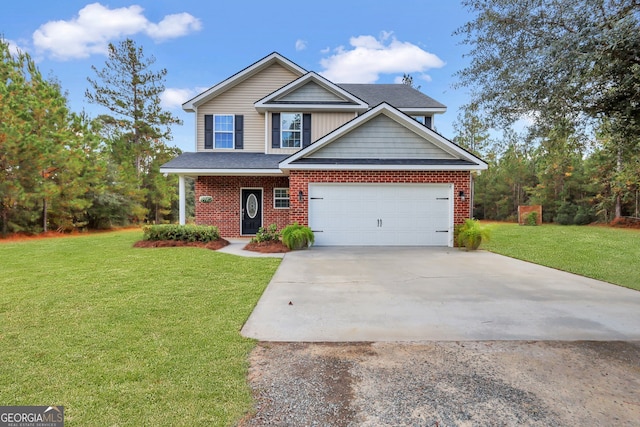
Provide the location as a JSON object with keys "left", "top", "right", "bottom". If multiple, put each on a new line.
{"left": 243, "top": 240, "right": 290, "bottom": 253}
{"left": 133, "top": 239, "right": 230, "bottom": 251}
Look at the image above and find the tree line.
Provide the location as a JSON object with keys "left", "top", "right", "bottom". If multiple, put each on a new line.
{"left": 0, "top": 38, "right": 193, "bottom": 235}
{"left": 455, "top": 0, "right": 639, "bottom": 224}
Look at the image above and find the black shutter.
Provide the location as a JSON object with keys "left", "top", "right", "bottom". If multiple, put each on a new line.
{"left": 271, "top": 113, "right": 280, "bottom": 149}
{"left": 424, "top": 116, "right": 432, "bottom": 129}
{"left": 302, "top": 113, "right": 312, "bottom": 147}
{"left": 234, "top": 115, "right": 243, "bottom": 149}
{"left": 204, "top": 115, "right": 213, "bottom": 149}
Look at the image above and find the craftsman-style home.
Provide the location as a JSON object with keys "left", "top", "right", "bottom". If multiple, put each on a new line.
{"left": 160, "top": 52, "right": 487, "bottom": 246}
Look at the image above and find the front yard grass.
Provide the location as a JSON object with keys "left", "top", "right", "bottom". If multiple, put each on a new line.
{"left": 482, "top": 222, "right": 640, "bottom": 291}
{"left": 0, "top": 230, "right": 280, "bottom": 426}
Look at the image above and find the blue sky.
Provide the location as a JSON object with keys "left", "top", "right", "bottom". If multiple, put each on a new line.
{"left": 2, "top": 1, "right": 476, "bottom": 152}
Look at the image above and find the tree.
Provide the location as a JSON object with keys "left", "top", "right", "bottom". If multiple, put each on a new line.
{"left": 456, "top": 0, "right": 640, "bottom": 218}
{"left": 453, "top": 102, "right": 491, "bottom": 155}
{"left": 401, "top": 73, "right": 421, "bottom": 90}
{"left": 86, "top": 39, "right": 182, "bottom": 223}
{"left": 1, "top": 39, "right": 101, "bottom": 234}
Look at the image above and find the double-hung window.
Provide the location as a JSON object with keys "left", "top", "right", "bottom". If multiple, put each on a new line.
{"left": 214, "top": 115, "right": 234, "bottom": 149}
{"left": 274, "top": 188, "right": 290, "bottom": 208}
{"left": 281, "top": 113, "right": 302, "bottom": 148}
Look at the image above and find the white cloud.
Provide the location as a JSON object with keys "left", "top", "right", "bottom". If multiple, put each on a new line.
{"left": 3, "top": 39, "right": 25, "bottom": 56}
{"left": 295, "top": 39, "right": 307, "bottom": 51}
{"left": 319, "top": 32, "right": 445, "bottom": 83}
{"left": 161, "top": 88, "right": 197, "bottom": 109}
{"left": 32, "top": 2, "right": 202, "bottom": 60}
{"left": 146, "top": 13, "right": 202, "bottom": 41}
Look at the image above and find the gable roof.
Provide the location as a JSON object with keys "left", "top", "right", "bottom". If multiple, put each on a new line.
{"left": 279, "top": 103, "right": 487, "bottom": 171}
{"left": 255, "top": 72, "right": 369, "bottom": 113}
{"left": 182, "top": 52, "right": 307, "bottom": 112}
{"left": 338, "top": 84, "right": 447, "bottom": 115}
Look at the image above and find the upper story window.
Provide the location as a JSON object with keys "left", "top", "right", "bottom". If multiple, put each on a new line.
{"left": 214, "top": 115, "right": 234, "bottom": 149}
{"left": 412, "top": 116, "right": 425, "bottom": 124}
{"left": 281, "top": 113, "right": 302, "bottom": 148}
{"left": 204, "top": 114, "right": 243, "bottom": 150}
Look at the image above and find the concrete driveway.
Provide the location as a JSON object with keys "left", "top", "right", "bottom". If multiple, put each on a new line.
{"left": 241, "top": 247, "right": 640, "bottom": 341}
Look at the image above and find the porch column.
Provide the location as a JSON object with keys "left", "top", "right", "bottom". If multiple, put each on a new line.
{"left": 178, "top": 175, "right": 186, "bottom": 225}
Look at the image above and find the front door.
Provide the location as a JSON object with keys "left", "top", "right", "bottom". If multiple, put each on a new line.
{"left": 241, "top": 189, "right": 262, "bottom": 235}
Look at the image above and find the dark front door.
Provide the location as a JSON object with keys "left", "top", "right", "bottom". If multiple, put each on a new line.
{"left": 241, "top": 189, "right": 262, "bottom": 235}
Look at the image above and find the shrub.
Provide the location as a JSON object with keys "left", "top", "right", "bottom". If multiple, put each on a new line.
{"left": 524, "top": 211, "right": 538, "bottom": 226}
{"left": 251, "top": 224, "right": 280, "bottom": 243}
{"left": 457, "top": 219, "right": 491, "bottom": 250}
{"left": 142, "top": 224, "right": 220, "bottom": 242}
{"left": 554, "top": 202, "right": 578, "bottom": 225}
{"left": 281, "top": 223, "right": 314, "bottom": 250}
{"left": 574, "top": 206, "right": 595, "bottom": 225}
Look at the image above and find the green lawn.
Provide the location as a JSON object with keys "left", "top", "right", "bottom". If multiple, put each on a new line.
{"left": 482, "top": 222, "right": 640, "bottom": 291}
{"left": 0, "top": 230, "right": 280, "bottom": 426}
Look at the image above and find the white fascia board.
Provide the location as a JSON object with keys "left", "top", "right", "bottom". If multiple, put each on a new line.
{"left": 399, "top": 107, "right": 447, "bottom": 115}
{"left": 255, "top": 104, "right": 368, "bottom": 113}
{"left": 182, "top": 53, "right": 307, "bottom": 112}
{"left": 159, "top": 168, "right": 285, "bottom": 176}
{"left": 279, "top": 163, "right": 488, "bottom": 172}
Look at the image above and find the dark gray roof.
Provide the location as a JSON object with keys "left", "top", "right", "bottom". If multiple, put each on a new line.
{"left": 337, "top": 84, "right": 446, "bottom": 109}
{"left": 161, "top": 152, "right": 288, "bottom": 170}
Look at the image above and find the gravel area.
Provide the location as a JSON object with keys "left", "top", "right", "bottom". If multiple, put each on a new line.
{"left": 240, "top": 341, "right": 640, "bottom": 426}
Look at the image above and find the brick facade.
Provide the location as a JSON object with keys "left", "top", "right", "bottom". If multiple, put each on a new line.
{"left": 194, "top": 171, "right": 472, "bottom": 238}
{"left": 288, "top": 170, "right": 472, "bottom": 227}
{"left": 195, "top": 176, "right": 290, "bottom": 237}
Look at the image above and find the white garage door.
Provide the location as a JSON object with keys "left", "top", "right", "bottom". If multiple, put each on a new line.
{"left": 308, "top": 183, "right": 453, "bottom": 246}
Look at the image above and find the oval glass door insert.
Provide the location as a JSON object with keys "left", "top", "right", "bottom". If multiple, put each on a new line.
{"left": 246, "top": 194, "right": 258, "bottom": 218}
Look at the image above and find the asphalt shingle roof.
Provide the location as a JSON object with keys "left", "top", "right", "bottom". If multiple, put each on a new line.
{"left": 337, "top": 84, "right": 446, "bottom": 109}
{"left": 161, "top": 152, "right": 288, "bottom": 170}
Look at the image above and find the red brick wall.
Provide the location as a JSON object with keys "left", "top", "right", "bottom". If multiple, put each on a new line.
{"left": 195, "top": 171, "right": 472, "bottom": 237}
{"left": 195, "top": 176, "right": 290, "bottom": 237}
{"left": 288, "top": 170, "right": 472, "bottom": 226}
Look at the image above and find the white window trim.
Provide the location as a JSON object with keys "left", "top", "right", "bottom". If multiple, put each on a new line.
{"left": 273, "top": 188, "right": 290, "bottom": 209}
{"left": 214, "top": 114, "right": 234, "bottom": 149}
{"left": 280, "top": 112, "right": 302, "bottom": 149}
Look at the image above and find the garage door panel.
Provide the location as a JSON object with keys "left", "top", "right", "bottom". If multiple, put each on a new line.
{"left": 309, "top": 183, "right": 452, "bottom": 246}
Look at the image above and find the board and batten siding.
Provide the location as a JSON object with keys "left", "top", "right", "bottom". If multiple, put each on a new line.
{"left": 267, "top": 111, "right": 356, "bottom": 154}
{"left": 277, "top": 81, "right": 347, "bottom": 103}
{"left": 308, "top": 114, "right": 457, "bottom": 159}
{"left": 196, "top": 63, "right": 300, "bottom": 152}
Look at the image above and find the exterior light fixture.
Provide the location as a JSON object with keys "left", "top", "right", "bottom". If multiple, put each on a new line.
{"left": 459, "top": 191, "right": 466, "bottom": 201}
{"left": 298, "top": 190, "right": 305, "bottom": 203}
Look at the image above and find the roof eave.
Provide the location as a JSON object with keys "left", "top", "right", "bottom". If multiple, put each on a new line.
{"left": 159, "top": 168, "right": 285, "bottom": 176}
{"left": 279, "top": 163, "right": 488, "bottom": 172}
{"left": 182, "top": 52, "right": 307, "bottom": 112}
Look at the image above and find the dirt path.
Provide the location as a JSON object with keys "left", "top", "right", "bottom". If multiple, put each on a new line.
{"left": 241, "top": 341, "right": 640, "bottom": 426}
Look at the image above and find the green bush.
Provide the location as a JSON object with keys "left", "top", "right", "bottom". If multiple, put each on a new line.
{"left": 281, "top": 223, "right": 314, "bottom": 250}
{"left": 554, "top": 202, "right": 578, "bottom": 225}
{"left": 457, "top": 219, "right": 491, "bottom": 250}
{"left": 574, "top": 206, "right": 595, "bottom": 225}
{"left": 142, "top": 224, "right": 220, "bottom": 242}
{"left": 524, "top": 211, "right": 538, "bottom": 226}
{"left": 251, "top": 224, "right": 280, "bottom": 243}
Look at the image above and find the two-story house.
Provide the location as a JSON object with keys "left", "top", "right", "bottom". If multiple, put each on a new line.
{"left": 160, "top": 52, "right": 487, "bottom": 246}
